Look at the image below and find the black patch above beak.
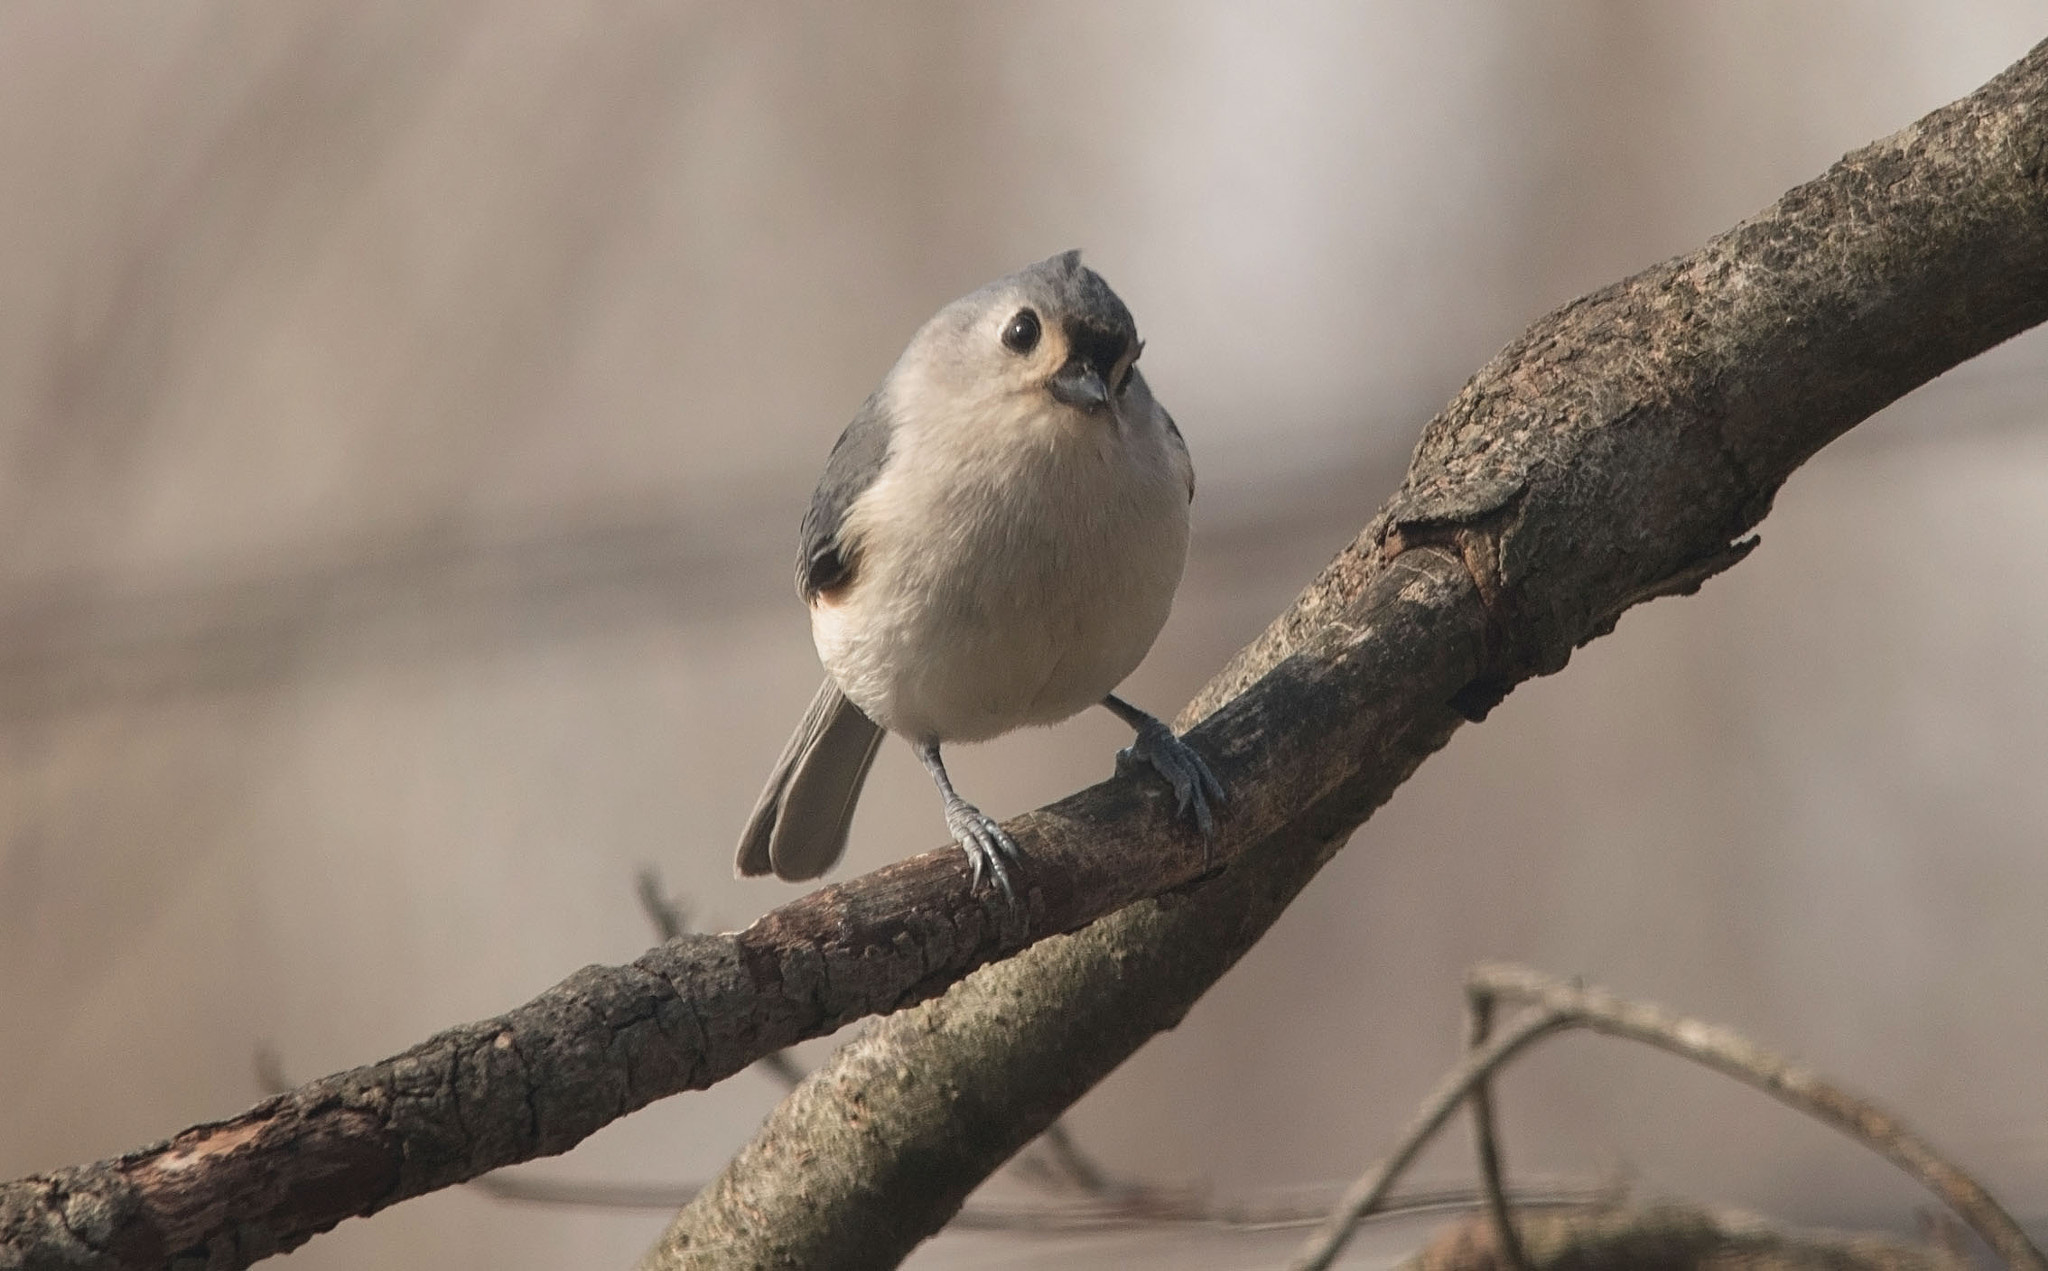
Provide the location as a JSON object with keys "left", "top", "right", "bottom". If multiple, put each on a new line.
{"left": 1048, "top": 358, "right": 1110, "bottom": 412}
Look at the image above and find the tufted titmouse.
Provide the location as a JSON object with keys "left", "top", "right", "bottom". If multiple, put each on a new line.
{"left": 735, "top": 251, "right": 1223, "bottom": 900}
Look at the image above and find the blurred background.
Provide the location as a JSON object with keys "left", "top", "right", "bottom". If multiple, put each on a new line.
{"left": 2, "top": 3, "right": 2046, "bottom": 1267}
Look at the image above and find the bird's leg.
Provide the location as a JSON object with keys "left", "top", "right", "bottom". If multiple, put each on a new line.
{"left": 915, "top": 739, "right": 1022, "bottom": 902}
{"left": 1102, "top": 694, "right": 1226, "bottom": 845}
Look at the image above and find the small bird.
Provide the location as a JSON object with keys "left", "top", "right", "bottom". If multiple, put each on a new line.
{"left": 735, "top": 251, "right": 1223, "bottom": 900}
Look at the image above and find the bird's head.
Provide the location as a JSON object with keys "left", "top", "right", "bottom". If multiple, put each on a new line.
{"left": 904, "top": 250, "right": 1145, "bottom": 425}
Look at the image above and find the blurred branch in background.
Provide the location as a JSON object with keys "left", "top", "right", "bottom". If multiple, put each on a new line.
{"left": 2, "top": 32, "right": 2046, "bottom": 1271}
{"left": 1397, "top": 1201, "right": 1971, "bottom": 1271}
{"left": 0, "top": 461, "right": 1390, "bottom": 720}
{"left": 0, "top": 343, "right": 2028, "bottom": 723}
{"left": 1292, "top": 964, "right": 2038, "bottom": 1271}
{"left": 475, "top": 1168, "right": 1624, "bottom": 1237}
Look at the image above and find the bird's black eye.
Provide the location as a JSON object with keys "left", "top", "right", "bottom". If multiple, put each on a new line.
{"left": 1001, "top": 309, "right": 1041, "bottom": 354}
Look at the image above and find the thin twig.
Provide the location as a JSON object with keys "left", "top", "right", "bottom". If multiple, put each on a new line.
{"left": 471, "top": 1173, "right": 701, "bottom": 1210}
{"left": 1471, "top": 964, "right": 2047, "bottom": 1271}
{"left": 1290, "top": 1007, "right": 1576, "bottom": 1269}
{"left": 1464, "top": 983, "right": 1532, "bottom": 1271}
{"left": 250, "top": 1044, "right": 289, "bottom": 1100}
{"left": 750, "top": 1048, "right": 805, "bottom": 1091}
{"left": 1033, "top": 1120, "right": 1115, "bottom": 1195}
{"left": 1291, "top": 966, "right": 2046, "bottom": 1271}
{"left": 1006, "top": 1119, "right": 1122, "bottom": 1197}
{"left": 471, "top": 1167, "right": 1616, "bottom": 1232}
{"left": 633, "top": 865, "right": 687, "bottom": 942}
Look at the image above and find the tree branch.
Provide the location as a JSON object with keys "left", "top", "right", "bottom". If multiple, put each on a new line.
{"left": 1461, "top": 965, "right": 2043, "bottom": 1271}
{"left": 1399, "top": 1200, "right": 1969, "bottom": 1271}
{"left": 2, "top": 35, "right": 2045, "bottom": 1271}
{"left": 471, "top": 1167, "right": 1622, "bottom": 1234}
{"left": 645, "top": 38, "right": 2048, "bottom": 1270}
{"left": 1290, "top": 1002, "right": 1578, "bottom": 1271}
{"left": 1290, "top": 965, "right": 2042, "bottom": 1271}
{"left": 1465, "top": 981, "right": 1534, "bottom": 1271}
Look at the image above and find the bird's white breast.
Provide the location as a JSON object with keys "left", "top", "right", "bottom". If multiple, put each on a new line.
{"left": 812, "top": 382, "right": 1190, "bottom": 744}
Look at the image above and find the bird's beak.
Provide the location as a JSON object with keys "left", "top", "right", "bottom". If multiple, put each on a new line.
{"left": 1047, "top": 358, "right": 1110, "bottom": 412}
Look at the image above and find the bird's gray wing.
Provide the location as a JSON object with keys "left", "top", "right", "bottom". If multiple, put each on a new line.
{"left": 1163, "top": 406, "right": 1193, "bottom": 501}
{"left": 735, "top": 678, "right": 885, "bottom": 881}
{"left": 1132, "top": 368, "right": 1193, "bottom": 502}
{"left": 797, "top": 392, "right": 893, "bottom": 601}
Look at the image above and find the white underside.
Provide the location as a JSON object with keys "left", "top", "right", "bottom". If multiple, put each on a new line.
{"left": 811, "top": 382, "right": 1190, "bottom": 744}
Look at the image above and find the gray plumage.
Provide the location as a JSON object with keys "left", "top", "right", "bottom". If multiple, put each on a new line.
{"left": 796, "top": 392, "right": 891, "bottom": 601}
{"left": 737, "top": 250, "right": 1222, "bottom": 895}
{"left": 735, "top": 678, "right": 883, "bottom": 880}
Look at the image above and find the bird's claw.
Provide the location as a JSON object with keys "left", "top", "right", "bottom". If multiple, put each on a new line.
{"left": 945, "top": 798, "right": 1023, "bottom": 903}
{"left": 1120, "top": 720, "right": 1227, "bottom": 844}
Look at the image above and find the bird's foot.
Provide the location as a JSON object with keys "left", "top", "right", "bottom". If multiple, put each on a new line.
{"left": 944, "top": 797, "right": 1023, "bottom": 903}
{"left": 1119, "top": 720, "right": 1226, "bottom": 844}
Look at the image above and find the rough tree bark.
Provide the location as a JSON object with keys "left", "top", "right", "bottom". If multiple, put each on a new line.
{"left": 641, "top": 38, "right": 2048, "bottom": 1271}
{"left": 1, "top": 36, "right": 2044, "bottom": 1271}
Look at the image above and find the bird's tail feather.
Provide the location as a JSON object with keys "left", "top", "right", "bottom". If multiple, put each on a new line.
{"left": 735, "top": 679, "right": 884, "bottom": 881}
